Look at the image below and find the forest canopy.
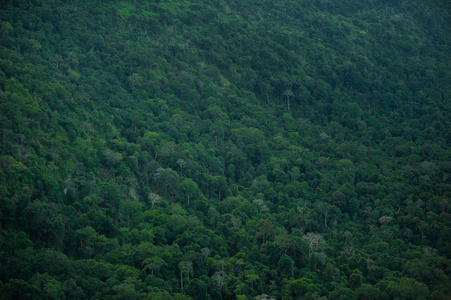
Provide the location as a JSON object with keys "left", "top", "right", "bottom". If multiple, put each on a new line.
{"left": 0, "top": 0, "right": 450, "bottom": 299}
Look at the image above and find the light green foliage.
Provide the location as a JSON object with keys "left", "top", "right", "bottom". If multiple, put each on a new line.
{"left": 116, "top": 2, "right": 136, "bottom": 20}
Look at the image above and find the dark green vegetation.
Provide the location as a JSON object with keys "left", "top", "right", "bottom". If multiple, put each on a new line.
{"left": 0, "top": 0, "right": 450, "bottom": 298}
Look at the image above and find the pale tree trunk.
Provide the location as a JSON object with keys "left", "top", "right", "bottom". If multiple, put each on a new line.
{"left": 180, "top": 271, "right": 183, "bottom": 291}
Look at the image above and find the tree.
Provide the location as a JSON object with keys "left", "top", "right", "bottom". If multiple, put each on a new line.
{"left": 127, "top": 73, "right": 144, "bottom": 90}
{"left": 283, "top": 89, "right": 294, "bottom": 110}
{"left": 143, "top": 257, "right": 167, "bottom": 276}
{"left": 287, "top": 278, "right": 322, "bottom": 299}
{"left": 245, "top": 274, "right": 259, "bottom": 289}
{"left": 180, "top": 178, "right": 198, "bottom": 206}
{"left": 179, "top": 261, "right": 193, "bottom": 292}
{"left": 354, "top": 284, "right": 385, "bottom": 300}
{"left": 211, "top": 271, "right": 228, "bottom": 300}
{"left": 29, "top": 272, "right": 65, "bottom": 299}
{"left": 288, "top": 166, "right": 300, "bottom": 182}
{"left": 185, "top": 278, "right": 208, "bottom": 299}
{"left": 256, "top": 219, "right": 276, "bottom": 244}
{"left": 148, "top": 192, "right": 162, "bottom": 208}
{"left": 386, "top": 277, "right": 429, "bottom": 300}
{"left": 278, "top": 254, "right": 296, "bottom": 278}
{"left": 146, "top": 290, "right": 173, "bottom": 300}
{"left": 140, "top": 131, "right": 162, "bottom": 158}
{"left": 297, "top": 206, "right": 313, "bottom": 231}
{"left": 177, "top": 158, "right": 187, "bottom": 177}
{"left": 111, "top": 282, "right": 144, "bottom": 299}
{"left": 22, "top": 201, "right": 64, "bottom": 247}
{"left": 153, "top": 168, "right": 181, "bottom": 199}
{"left": 253, "top": 198, "right": 269, "bottom": 213}
{"left": 119, "top": 198, "right": 143, "bottom": 227}
{"left": 302, "top": 233, "right": 325, "bottom": 263}
{"left": 348, "top": 270, "right": 363, "bottom": 289}
{"left": 0, "top": 279, "right": 41, "bottom": 300}
{"left": 209, "top": 175, "right": 229, "bottom": 202}
{"left": 316, "top": 202, "right": 332, "bottom": 230}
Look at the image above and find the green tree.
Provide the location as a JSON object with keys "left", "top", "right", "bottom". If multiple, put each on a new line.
{"left": 148, "top": 192, "right": 162, "bottom": 208}
{"left": 302, "top": 233, "right": 325, "bottom": 263}
{"left": 143, "top": 257, "right": 167, "bottom": 276}
{"left": 386, "top": 277, "right": 429, "bottom": 300}
{"left": 179, "top": 261, "right": 193, "bottom": 292}
{"left": 153, "top": 168, "right": 181, "bottom": 199}
{"left": 256, "top": 219, "right": 276, "bottom": 244}
{"left": 180, "top": 178, "right": 198, "bottom": 206}
{"left": 211, "top": 271, "right": 228, "bottom": 300}
{"left": 244, "top": 273, "right": 259, "bottom": 290}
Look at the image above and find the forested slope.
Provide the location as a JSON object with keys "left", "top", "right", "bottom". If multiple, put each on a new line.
{"left": 0, "top": 0, "right": 450, "bottom": 299}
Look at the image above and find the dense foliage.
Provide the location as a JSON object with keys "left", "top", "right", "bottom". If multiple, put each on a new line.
{"left": 0, "top": 0, "right": 450, "bottom": 299}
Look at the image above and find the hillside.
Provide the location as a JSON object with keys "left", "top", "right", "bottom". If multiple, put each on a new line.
{"left": 0, "top": 0, "right": 450, "bottom": 299}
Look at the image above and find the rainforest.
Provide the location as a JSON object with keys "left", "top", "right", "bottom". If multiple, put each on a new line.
{"left": 0, "top": 0, "right": 450, "bottom": 299}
